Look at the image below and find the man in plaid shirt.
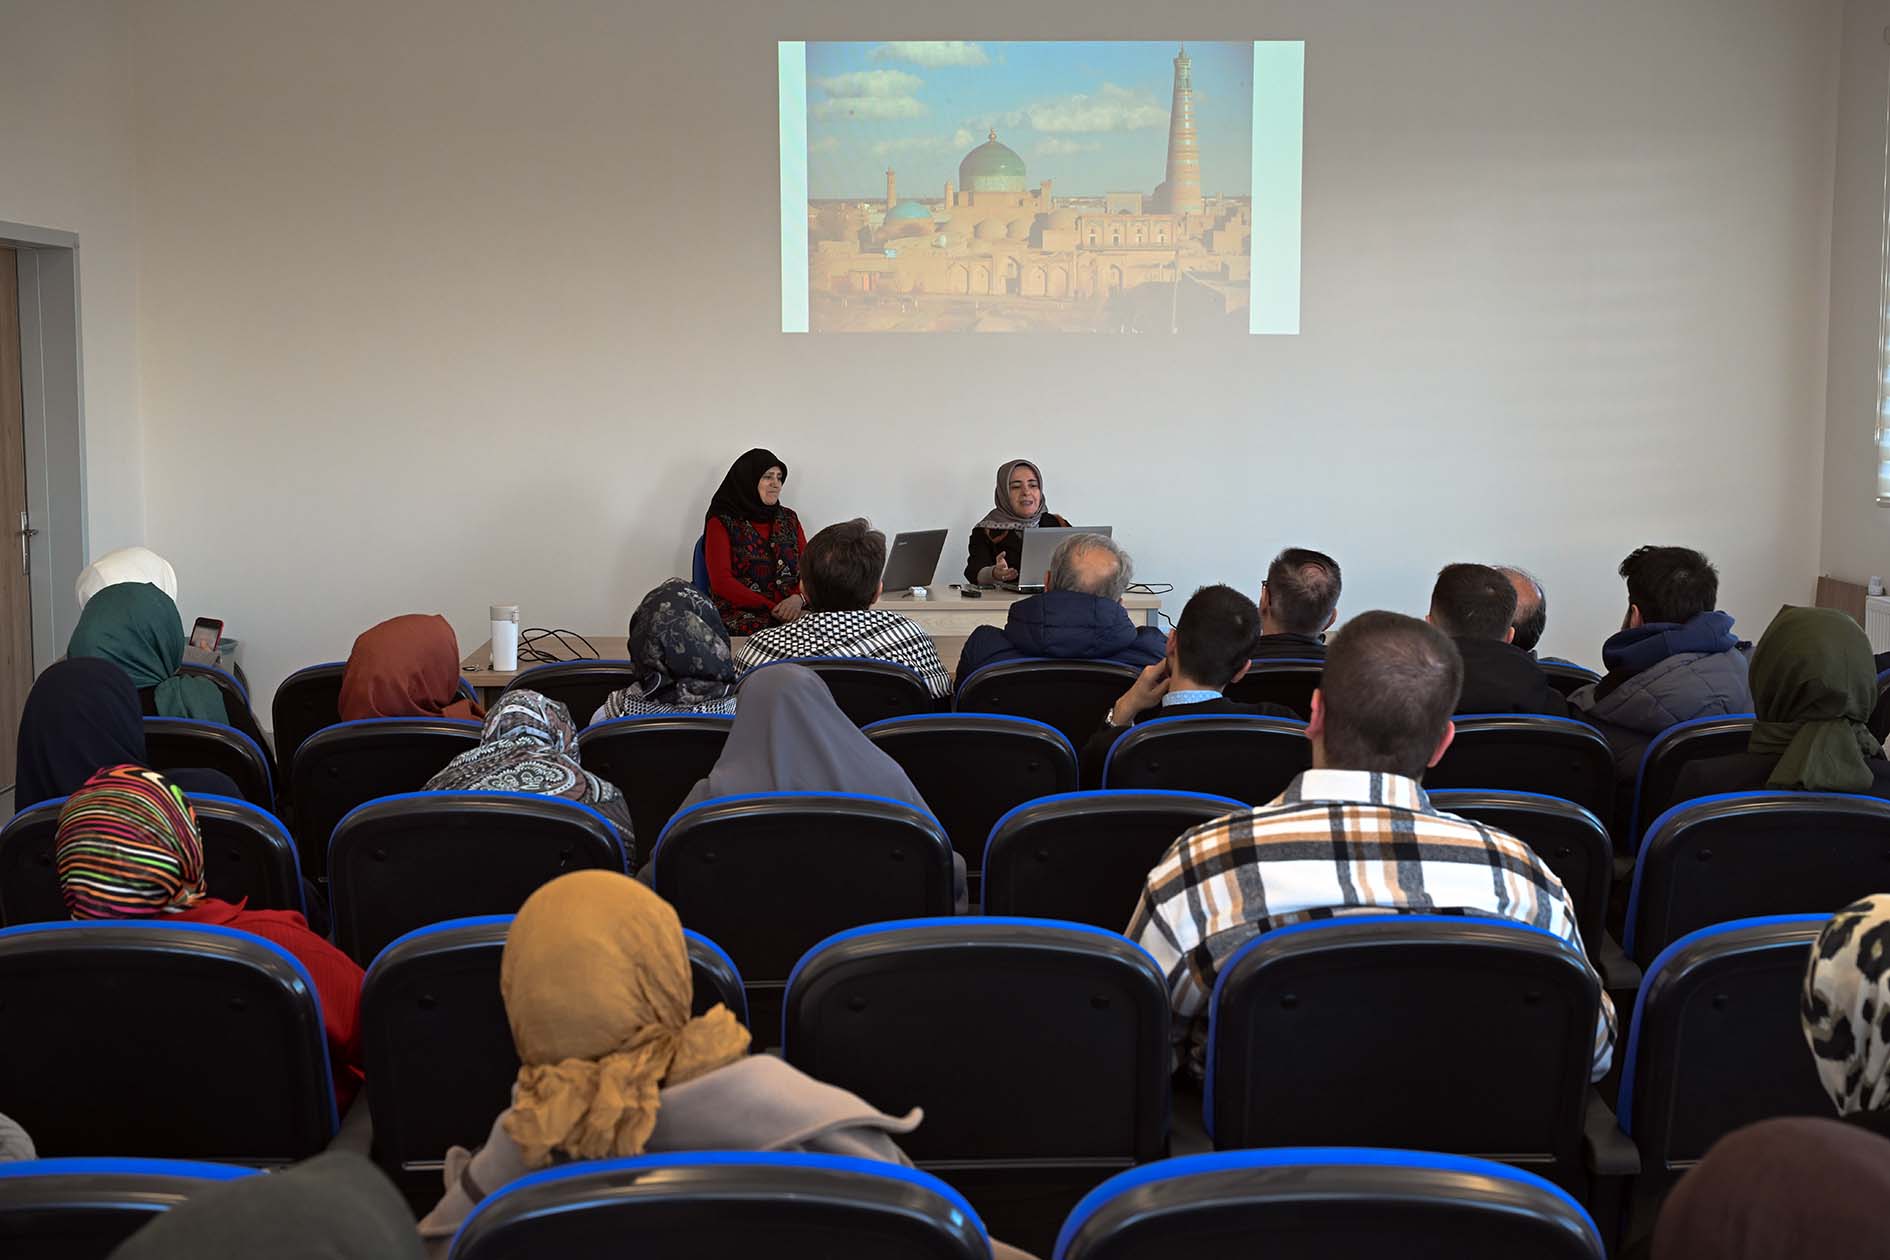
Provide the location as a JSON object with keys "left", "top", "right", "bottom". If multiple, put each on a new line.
{"left": 1127, "top": 610, "right": 1615, "bottom": 1080}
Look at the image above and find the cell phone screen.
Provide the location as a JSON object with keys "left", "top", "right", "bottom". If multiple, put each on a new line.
{"left": 189, "top": 618, "right": 223, "bottom": 651}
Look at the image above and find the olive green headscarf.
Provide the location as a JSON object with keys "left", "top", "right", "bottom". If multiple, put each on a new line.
{"left": 66, "top": 582, "right": 225, "bottom": 722}
{"left": 1747, "top": 607, "right": 1884, "bottom": 792}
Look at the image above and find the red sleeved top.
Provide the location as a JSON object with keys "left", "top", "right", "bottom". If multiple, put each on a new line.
{"left": 705, "top": 515, "right": 807, "bottom": 611}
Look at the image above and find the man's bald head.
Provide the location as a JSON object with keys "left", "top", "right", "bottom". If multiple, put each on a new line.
{"left": 1048, "top": 534, "right": 1134, "bottom": 600}
{"left": 1498, "top": 566, "right": 1546, "bottom": 653}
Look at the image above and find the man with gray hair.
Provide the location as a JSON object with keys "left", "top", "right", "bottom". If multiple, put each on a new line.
{"left": 955, "top": 533, "right": 1167, "bottom": 678}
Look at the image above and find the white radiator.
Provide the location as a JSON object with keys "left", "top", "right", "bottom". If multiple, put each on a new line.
{"left": 1867, "top": 596, "right": 1890, "bottom": 654}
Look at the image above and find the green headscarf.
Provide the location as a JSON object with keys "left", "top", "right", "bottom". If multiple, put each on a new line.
{"left": 65, "top": 581, "right": 225, "bottom": 722}
{"left": 1746, "top": 606, "right": 1884, "bottom": 791}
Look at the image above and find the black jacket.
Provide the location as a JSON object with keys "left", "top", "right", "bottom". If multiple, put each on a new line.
{"left": 963, "top": 515, "right": 1069, "bottom": 584}
{"left": 1671, "top": 752, "right": 1890, "bottom": 809}
{"left": 956, "top": 590, "right": 1167, "bottom": 680}
{"left": 1250, "top": 632, "right": 1326, "bottom": 661}
{"left": 1080, "top": 694, "right": 1298, "bottom": 788}
{"left": 1452, "top": 637, "right": 1568, "bottom": 718}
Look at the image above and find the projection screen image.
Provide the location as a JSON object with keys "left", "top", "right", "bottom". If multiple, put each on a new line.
{"left": 779, "top": 40, "right": 1303, "bottom": 334}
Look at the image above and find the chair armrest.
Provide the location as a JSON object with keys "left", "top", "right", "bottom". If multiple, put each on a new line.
{"left": 1582, "top": 1091, "right": 1640, "bottom": 1177}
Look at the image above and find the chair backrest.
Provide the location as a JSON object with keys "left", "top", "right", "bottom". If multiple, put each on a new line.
{"left": 1207, "top": 916, "right": 1599, "bottom": 1195}
{"left": 0, "top": 793, "right": 304, "bottom": 927}
{"left": 1425, "top": 790, "right": 1611, "bottom": 960}
{"left": 982, "top": 790, "right": 1244, "bottom": 929}
{"left": 783, "top": 918, "right": 1170, "bottom": 1251}
{"left": 1423, "top": 715, "right": 1614, "bottom": 821}
{"left": 691, "top": 534, "right": 710, "bottom": 594}
{"left": 865, "top": 714, "right": 1078, "bottom": 884}
{"left": 576, "top": 716, "right": 734, "bottom": 860}
{"left": 1625, "top": 792, "right": 1890, "bottom": 965}
{"left": 288, "top": 718, "right": 482, "bottom": 879}
{"left": 329, "top": 792, "right": 627, "bottom": 965}
{"left": 1628, "top": 714, "right": 1757, "bottom": 851}
{"left": 447, "top": 1152, "right": 990, "bottom": 1260}
{"left": 142, "top": 717, "right": 273, "bottom": 807}
{"left": 502, "top": 661, "right": 640, "bottom": 730}
{"left": 1222, "top": 658, "right": 1322, "bottom": 718}
{"left": 1617, "top": 916, "right": 1830, "bottom": 1198}
{"left": 0, "top": 922, "right": 338, "bottom": 1161}
{"left": 955, "top": 660, "right": 1141, "bottom": 748}
{"left": 0, "top": 1158, "right": 262, "bottom": 1260}
{"left": 269, "top": 662, "right": 347, "bottom": 785}
{"left": 361, "top": 915, "right": 745, "bottom": 1205}
{"left": 1051, "top": 1148, "right": 1606, "bottom": 1260}
{"left": 770, "top": 658, "right": 934, "bottom": 727}
{"left": 1102, "top": 715, "right": 1311, "bottom": 805}
{"left": 176, "top": 662, "right": 250, "bottom": 706}
{"left": 652, "top": 793, "right": 955, "bottom": 1043}
{"left": 1539, "top": 660, "right": 1602, "bottom": 698}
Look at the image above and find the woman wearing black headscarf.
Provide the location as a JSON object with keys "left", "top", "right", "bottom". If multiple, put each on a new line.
{"left": 703, "top": 449, "right": 806, "bottom": 637}
{"left": 965, "top": 458, "right": 1069, "bottom": 585}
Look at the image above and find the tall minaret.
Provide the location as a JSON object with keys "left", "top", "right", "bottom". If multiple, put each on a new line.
{"left": 886, "top": 169, "right": 897, "bottom": 209}
{"left": 1160, "top": 45, "right": 1203, "bottom": 215}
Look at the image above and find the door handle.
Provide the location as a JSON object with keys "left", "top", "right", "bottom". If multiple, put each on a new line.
{"left": 18, "top": 510, "right": 36, "bottom": 575}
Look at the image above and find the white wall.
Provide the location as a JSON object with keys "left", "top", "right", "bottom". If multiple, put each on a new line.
{"left": 116, "top": 0, "right": 1842, "bottom": 709}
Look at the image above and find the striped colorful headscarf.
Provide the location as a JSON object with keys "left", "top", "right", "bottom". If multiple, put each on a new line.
{"left": 54, "top": 765, "right": 208, "bottom": 919}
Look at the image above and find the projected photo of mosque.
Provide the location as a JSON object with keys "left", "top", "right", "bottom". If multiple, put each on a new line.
{"left": 803, "top": 41, "right": 1255, "bottom": 333}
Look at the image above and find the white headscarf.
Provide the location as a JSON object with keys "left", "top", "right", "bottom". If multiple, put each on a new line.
{"left": 75, "top": 547, "right": 177, "bottom": 610}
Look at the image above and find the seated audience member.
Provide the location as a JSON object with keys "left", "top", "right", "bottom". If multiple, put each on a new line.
{"left": 1651, "top": 1118, "right": 1890, "bottom": 1260}
{"left": 955, "top": 534, "right": 1165, "bottom": 679}
{"left": 592, "top": 580, "right": 739, "bottom": 722}
{"left": 66, "top": 582, "right": 271, "bottom": 753}
{"left": 15, "top": 658, "right": 239, "bottom": 808}
{"left": 0, "top": 1112, "right": 32, "bottom": 1162}
{"left": 703, "top": 447, "right": 806, "bottom": 637}
{"left": 1802, "top": 895, "right": 1890, "bottom": 1137}
{"left": 736, "top": 519, "right": 949, "bottom": 700}
{"left": 337, "top": 613, "right": 484, "bottom": 722}
{"left": 1498, "top": 565, "right": 1547, "bottom": 656}
{"left": 55, "top": 766, "right": 365, "bottom": 1113}
{"left": 1427, "top": 563, "right": 1567, "bottom": 716}
{"left": 112, "top": 1151, "right": 422, "bottom": 1260}
{"left": 425, "top": 691, "right": 635, "bottom": 857}
{"left": 1568, "top": 546, "right": 1752, "bottom": 778}
{"left": 75, "top": 545, "right": 177, "bottom": 611}
{"left": 1672, "top": 608, "right": 1890, "bottom": 802}
{"left": 965, "top": 458, "right": 1070, "bottom": 586}
{"left": 1080, "top": 583, "right": 1298, "bottom": 787}
{"left": 419, "top": 873, "right": 1035, "bottom": 1260}
{"left": 1253, "top": 548, "right": 1342, "bottom": 660}
{"left": 1126, "top": 611, "right": 1612, "bottom": 1080}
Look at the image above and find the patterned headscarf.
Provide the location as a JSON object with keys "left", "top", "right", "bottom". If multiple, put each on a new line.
{"left": 599, "top": 580, "right": 737, "bottom": 718}
{"left": 424, "top": 691, "right": 623, "bottom": 809}
{"left": 973, "top": 459, "right": 1049, "bottom": 532}
{"left": 1802, "top": 895, "right": 1890, "bottom": 1115}
{"left": 54, "top": 765, "right": 208, "bottom": 918}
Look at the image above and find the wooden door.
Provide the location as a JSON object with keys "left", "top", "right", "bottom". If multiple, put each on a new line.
{"left": 0, "top": 246, "right": 30, "bottom": 791}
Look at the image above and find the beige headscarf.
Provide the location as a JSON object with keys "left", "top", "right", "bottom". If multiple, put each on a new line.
{"left": 499, "top": 871, "right": 751, "bottom": 1168}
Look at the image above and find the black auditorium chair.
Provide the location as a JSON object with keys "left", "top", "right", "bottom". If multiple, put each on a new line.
{"left": 142, "top": 717, "right": 273, "bottom": 808}
{"left": 446, "top": 1153, "right": 992, "bottom": 1260}
{"left": 782, "top": 917, "right": 1170, "bottom": 1255}
{"left": 1102, "top": 715, "right": 1311, "bottom": 805}
{"left": 1624, "top": 792, "right": 1890, "bottom": 967}
{"left": 1054, "top": 1149, "right": 1608, "bottom": 1260}
{"left": 0, "top": 922, "right": 338, "bottom": 1162}
{"left": 503, "top": 660, "right": 640, "bottom": 729}
{"left": 865, "top": 714, "right": 1078, "bottom": 897}
{"left": 0, "top": 792, "right": 303, "bottom": 928}
{"left": 981, "top": 790, "right": 1243, "bottom": 928}
{"left": 328, "top": 792, "right": 628, "bottom": 966}
{"left": 1206, "top": 916, "right": 1626, "bottom": 1200}
{"left": 653, "top": 793, "right": 955, "bottom": 1046}
{"left": 1625, "top": 714, "right": 1756, "bottom": 853}
{"left": 1423, "top": 715, "right": 1614, "bottom": 822}
{"left": 361, "top": 915, "right": 745, "bottom": 1207}
{"left": 175, "top": 662, "right": 251, "bottom": 711}
{"left": 955, "top": 660, "right": 1141, "bottom": 749}
{"left": 1614, "top": 915, "right": 1831, "bottom": 1244}
{"left": 0, "top": 1159, "right": 263, "bottom": 1260}
{"left": 1222, "top": 658, "right": 1322, "bottom": 718}
{"left": 1539, "top": 659, "right": 1603, "bottom": 699}
{"left": 289, "top": 717, "right": 482, "bottom": 880}
{"left": 779, "top": 658, "right": 935, "bottom": 727}
{"left": 577, "top": 716, "right": 734, "bottom": 860}
{"left": 271, "top": 664, "right": 481, "bottom": 784}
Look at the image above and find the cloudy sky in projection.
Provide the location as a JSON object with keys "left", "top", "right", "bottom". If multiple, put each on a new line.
{"left": 805, "top": 41, "right": 1253, "bottom": 201}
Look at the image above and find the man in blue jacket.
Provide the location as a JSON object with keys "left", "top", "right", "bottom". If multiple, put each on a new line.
{"left": 955, "top": 533, "right": 1167, "bottom": 680}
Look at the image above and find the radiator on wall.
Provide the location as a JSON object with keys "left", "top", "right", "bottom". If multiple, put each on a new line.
{"left": 1866, "top": 596, "right": 1890, "bottom": 654}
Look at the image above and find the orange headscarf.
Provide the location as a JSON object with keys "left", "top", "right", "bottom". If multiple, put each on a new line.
{"left": 337, "top": 614, "right": 484, "bottom": 722}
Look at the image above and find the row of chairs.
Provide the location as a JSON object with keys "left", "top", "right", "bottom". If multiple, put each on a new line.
{"left": 0, "top": 912, "right": 1829, "bottom": 1252}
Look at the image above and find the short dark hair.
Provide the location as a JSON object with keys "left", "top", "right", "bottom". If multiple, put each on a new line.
{"left": 802, "top": 518, "right": 886, "bottom": 612}
{"left": 1429, "top": 563, "right": 1519, "bottom": 641}
{"left": 1619, "top": 546, "right": 1719, "bottom": 625}
{"left": 1174, "top": 584, "right": 1262, "bottom": 689}
{"left": 1499, "top": 566, "right": 1546, "bottom": 653}
{"left": 1264, "top": 548, "right": 1342, "bottom": 636}
{"left": 1319, "top": 611, "right": 1463, "bottom": 780}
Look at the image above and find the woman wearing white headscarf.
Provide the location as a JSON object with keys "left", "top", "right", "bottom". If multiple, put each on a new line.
{"left": 75, "top": 546, "right": 177, "bottom": 609}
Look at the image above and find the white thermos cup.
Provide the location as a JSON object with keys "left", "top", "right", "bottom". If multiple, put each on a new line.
{"left": 491, "top": 604, "right": 519, "bottom": 672}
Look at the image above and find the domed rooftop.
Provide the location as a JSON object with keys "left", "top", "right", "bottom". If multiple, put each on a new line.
{"left": 959, "top": 130, "right": 1027, "bottom": 193}
{"left": 972, "top": 219, "right": 1006, "bottom": 241}
{"left": 1007, "top": 217, "right": 1034, "bottom": 239}
{"left": 885, "top": 200, "right": 933, "bottom": 222}
{"left": 1046, "top": 208, "right": 1080, "bottom": 230}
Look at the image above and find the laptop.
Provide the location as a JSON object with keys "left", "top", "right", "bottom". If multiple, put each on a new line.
{"left": 1005, "top": 525, "right": 1115, "bottom": 593}
{"left": 880, "top": 529, "right": 949, "bottom": 592}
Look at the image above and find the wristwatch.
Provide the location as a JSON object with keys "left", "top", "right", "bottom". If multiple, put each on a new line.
{"left": 1102, "top": 703, "right": 1128, "bottom": 730}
